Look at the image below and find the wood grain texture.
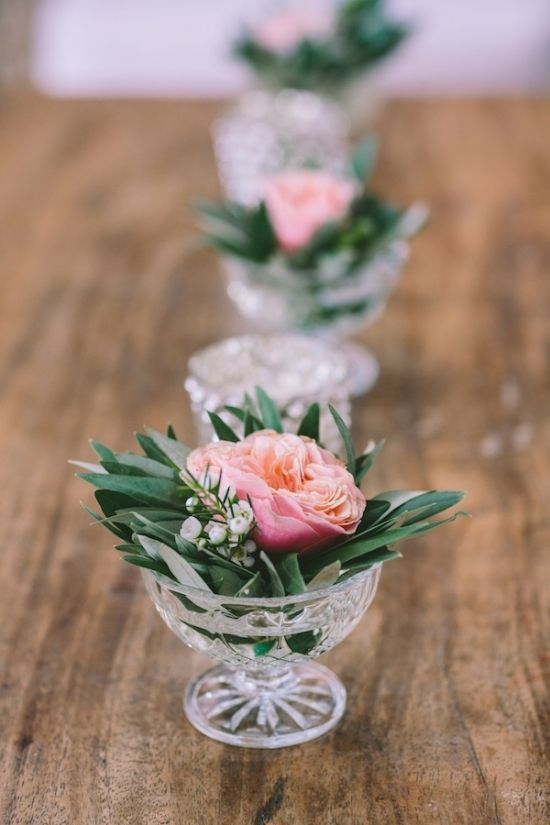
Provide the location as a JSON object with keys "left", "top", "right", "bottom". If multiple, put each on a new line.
{"left": 0, "top": 96, "right": 548, "bottom": 825}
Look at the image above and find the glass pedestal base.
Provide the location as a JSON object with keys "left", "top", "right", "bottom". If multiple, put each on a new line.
{"left": 184, "top": 662, "right": 346, "bottom": 749}
{"left": 340, "top": 342, "right": 380, "bottom": 398}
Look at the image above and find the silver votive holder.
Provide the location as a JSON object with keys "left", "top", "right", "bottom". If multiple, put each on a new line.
{"left": 212, "top": 89, "right": 349, "bottom": 206}
{"left": 184, "top": 334, "right": 352, "bottom": 454}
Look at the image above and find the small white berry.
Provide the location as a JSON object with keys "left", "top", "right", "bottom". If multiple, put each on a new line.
{"left": 180, "top": 516, "right": 202, "bottom": 541}
{"left": 235, "top": 500, "right": 253, "bottom": 516}
{"left": 209, "top": 525, "right": 227, "bottom": 545}
{"left": 229, "top": 515, "right": 249, "bottom": 535}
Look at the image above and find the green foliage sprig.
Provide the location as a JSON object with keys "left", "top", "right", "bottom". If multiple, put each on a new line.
{"left": 234, "top": 0, "right": 410, "bottom": 93}
{"left": 74, "top": 389, "right": 466, "bottom": 600}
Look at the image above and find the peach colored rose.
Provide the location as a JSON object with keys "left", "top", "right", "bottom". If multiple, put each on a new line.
{"left": 264, "top": 170, "right": 355, "bottom": 253}
{"left": 253, "top": 10, "right": 333, "bottom": 52}
{"left": 185, "top": 430, "right": 365, "bottom": 555}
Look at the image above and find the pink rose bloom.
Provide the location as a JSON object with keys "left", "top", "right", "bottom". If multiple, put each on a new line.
{"left": 253, "top": 10, "right": 333, "bottom": 52}
{"left": 186, "top": 430, "right": 365, "bottom": 555}
{"left": 264, "top": 170, "right": 355, "bottom": 253}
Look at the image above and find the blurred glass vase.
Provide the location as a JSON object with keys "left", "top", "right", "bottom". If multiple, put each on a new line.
{"left": 143, "top": 564, "right": 381, "bottom": 748}
{"left": 212, "top": 89, "right": 349, "bottom": 206}
{"left": 224, "top": 241, "right": 409, "bottom": 396}
{"left": 185, "top": 334, "right": 352, "bottom": 453}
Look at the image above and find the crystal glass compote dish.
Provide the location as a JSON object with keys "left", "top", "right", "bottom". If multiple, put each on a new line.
{"left": 212, "top": 89, "right": 348, "bottom": 206}
{"left": 143, "top": 564, "right": 381, "bottom": 748}
{"left": 185, "top": 333, "right": 352, "bottom": 453}
{"left": 224, "top": 241, "right": 408, "bottom": 396}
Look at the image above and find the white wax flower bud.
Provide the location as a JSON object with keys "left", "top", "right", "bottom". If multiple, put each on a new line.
{"left": 187, "top": 496, "right": 200, "bottom": 511}
{"left": 236, "top": 499, "right": 252, "bottom": 512}
{"left": 243, "top": 539, "right": 257, "bottom": 554}
{"left": 229, "top": 515, "right": 249, "bottom": 536}
{"left": 180, "top": 516, "right": 202, "bottom": 541}
{"left": 234, "top": 500, "right": 253, "bottom": 522}
{"left": 209, "top": 525, "right": 227, "bottom": 545}
{"left": 242, "top": 557, "right": 256, "bottom": 568}
{"left": 197, "top": 538, "right": 207, "bottom": 550}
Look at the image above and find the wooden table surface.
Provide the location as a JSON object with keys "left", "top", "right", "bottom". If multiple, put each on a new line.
{"left": 0, "top": 96, "right": 548, "bottom": 825}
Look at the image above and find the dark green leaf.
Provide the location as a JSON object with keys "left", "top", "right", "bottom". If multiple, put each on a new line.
{"left": 135, "top": 433, "right": 173, "bottom": 465}
{"left": 310, "top": 511, "right": 468, "bottom": 568}
{"left": 122, "top": 555, "right": 172, "bottom": 574}
{"left": 306, "top": 561, "right": 341, "bottom": 591}
{"left": 357, "top": 498, "right": 391, "bottom": 530}
{"left": 100, "top": 461, "right": 151, "bottom": 478}
{"left": 328, "top": 404, "right": 355, "bottom": 473}
{"left": 130, "top": 514, "right": 179, "bottom": 547}
{"left": 249, "top": 202, "right": 277, "bottom": 254}
{"left": 224, "top": 405, "right": 264, "bottom": 431}
{"left": 297, "top": 403, "right": 320, "bottom": 441}
{"left": 144, "top": 427, "right": 190, "bottom": 469}
{"left": 139, "top": 537, "right": 211, "bottom": 590}
{"left": 255, "top": 387, "right": 283, "bottom": 433}
{"left": 259, "top": 551, "right": 285, "bottom": 596}
{"left": 113, "top": 452, "right": 178, "bottom": 479}
{"left": 286, "top": 629, "right": 321, "bottom": 655}
{"left": 237, "top": 572, "right": 265, "bottom": 598}
{"left": 89, "top": 439, "right": 116, "bottom": 462}
{"left": 209, "top": 565, "right": 247, "bottom": 596}
{"left": 207, "top": 412, "right": 240, "bottom": 442}
{"left": 82, "top": 502, "right": 131, "bottom": 541}
{"left": 387, "top": 490, "right": 465, "bottom": 526}
{"left": 275, "top": 553, "right": 306, "bottom": 595}
{"left": 339, "top": 547, "right": 401, "bottom": 577}
{"left": 243, "top": 409, "right": 261, "bottom": 437}
{"left": 348, "top": 136, "right": 378, "bottom": 182}
{"left": 95, "top": 489, "right": 139, "bottom": 518}
{"left": 79, "top": 473, "right": 187, "bottom": 508}
{"left": 253, "top": 639, "right": 277, "bottom": 657}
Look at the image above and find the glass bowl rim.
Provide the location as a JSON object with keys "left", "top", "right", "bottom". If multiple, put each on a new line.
{"left": 142, "top": 563, "right": 381, "bottom": 608}
{"left": 186, "top": 331, "right": 350, "bottom": 389}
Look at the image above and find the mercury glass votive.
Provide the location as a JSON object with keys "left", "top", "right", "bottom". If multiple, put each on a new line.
{"left": 212, "top": 89, "right": 349, "bottom": 205}
{"left": 184, "top": 334, "right": 351, "bottom": 453}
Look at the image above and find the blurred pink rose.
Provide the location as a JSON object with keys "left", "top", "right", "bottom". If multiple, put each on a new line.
{"left": 264, "top": 170, "right": 355, "bottom": 253}
{"left": 253, "top": 10, "right": 333, "bottom": 52}
{"left": 186, "top": 430, "right": 365, "bottom": 555}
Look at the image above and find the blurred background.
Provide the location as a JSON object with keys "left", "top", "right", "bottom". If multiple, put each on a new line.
{"left": 2, "top": 0, "right": 550, "bottom": 97}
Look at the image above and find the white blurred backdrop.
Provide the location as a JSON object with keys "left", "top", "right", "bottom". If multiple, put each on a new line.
{"left": 32, "top": 0, "right": 550, "bottom": 97}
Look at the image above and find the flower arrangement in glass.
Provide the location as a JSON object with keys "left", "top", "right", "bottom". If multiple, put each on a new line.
{"left": 74, "top": 389, "right": 466, "bottom": 748}
{"left": 197, "top": 139, "right": 427, "bottom": 396}
{"left": 233, "top": 0, "right": 411, "bottom": 127}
